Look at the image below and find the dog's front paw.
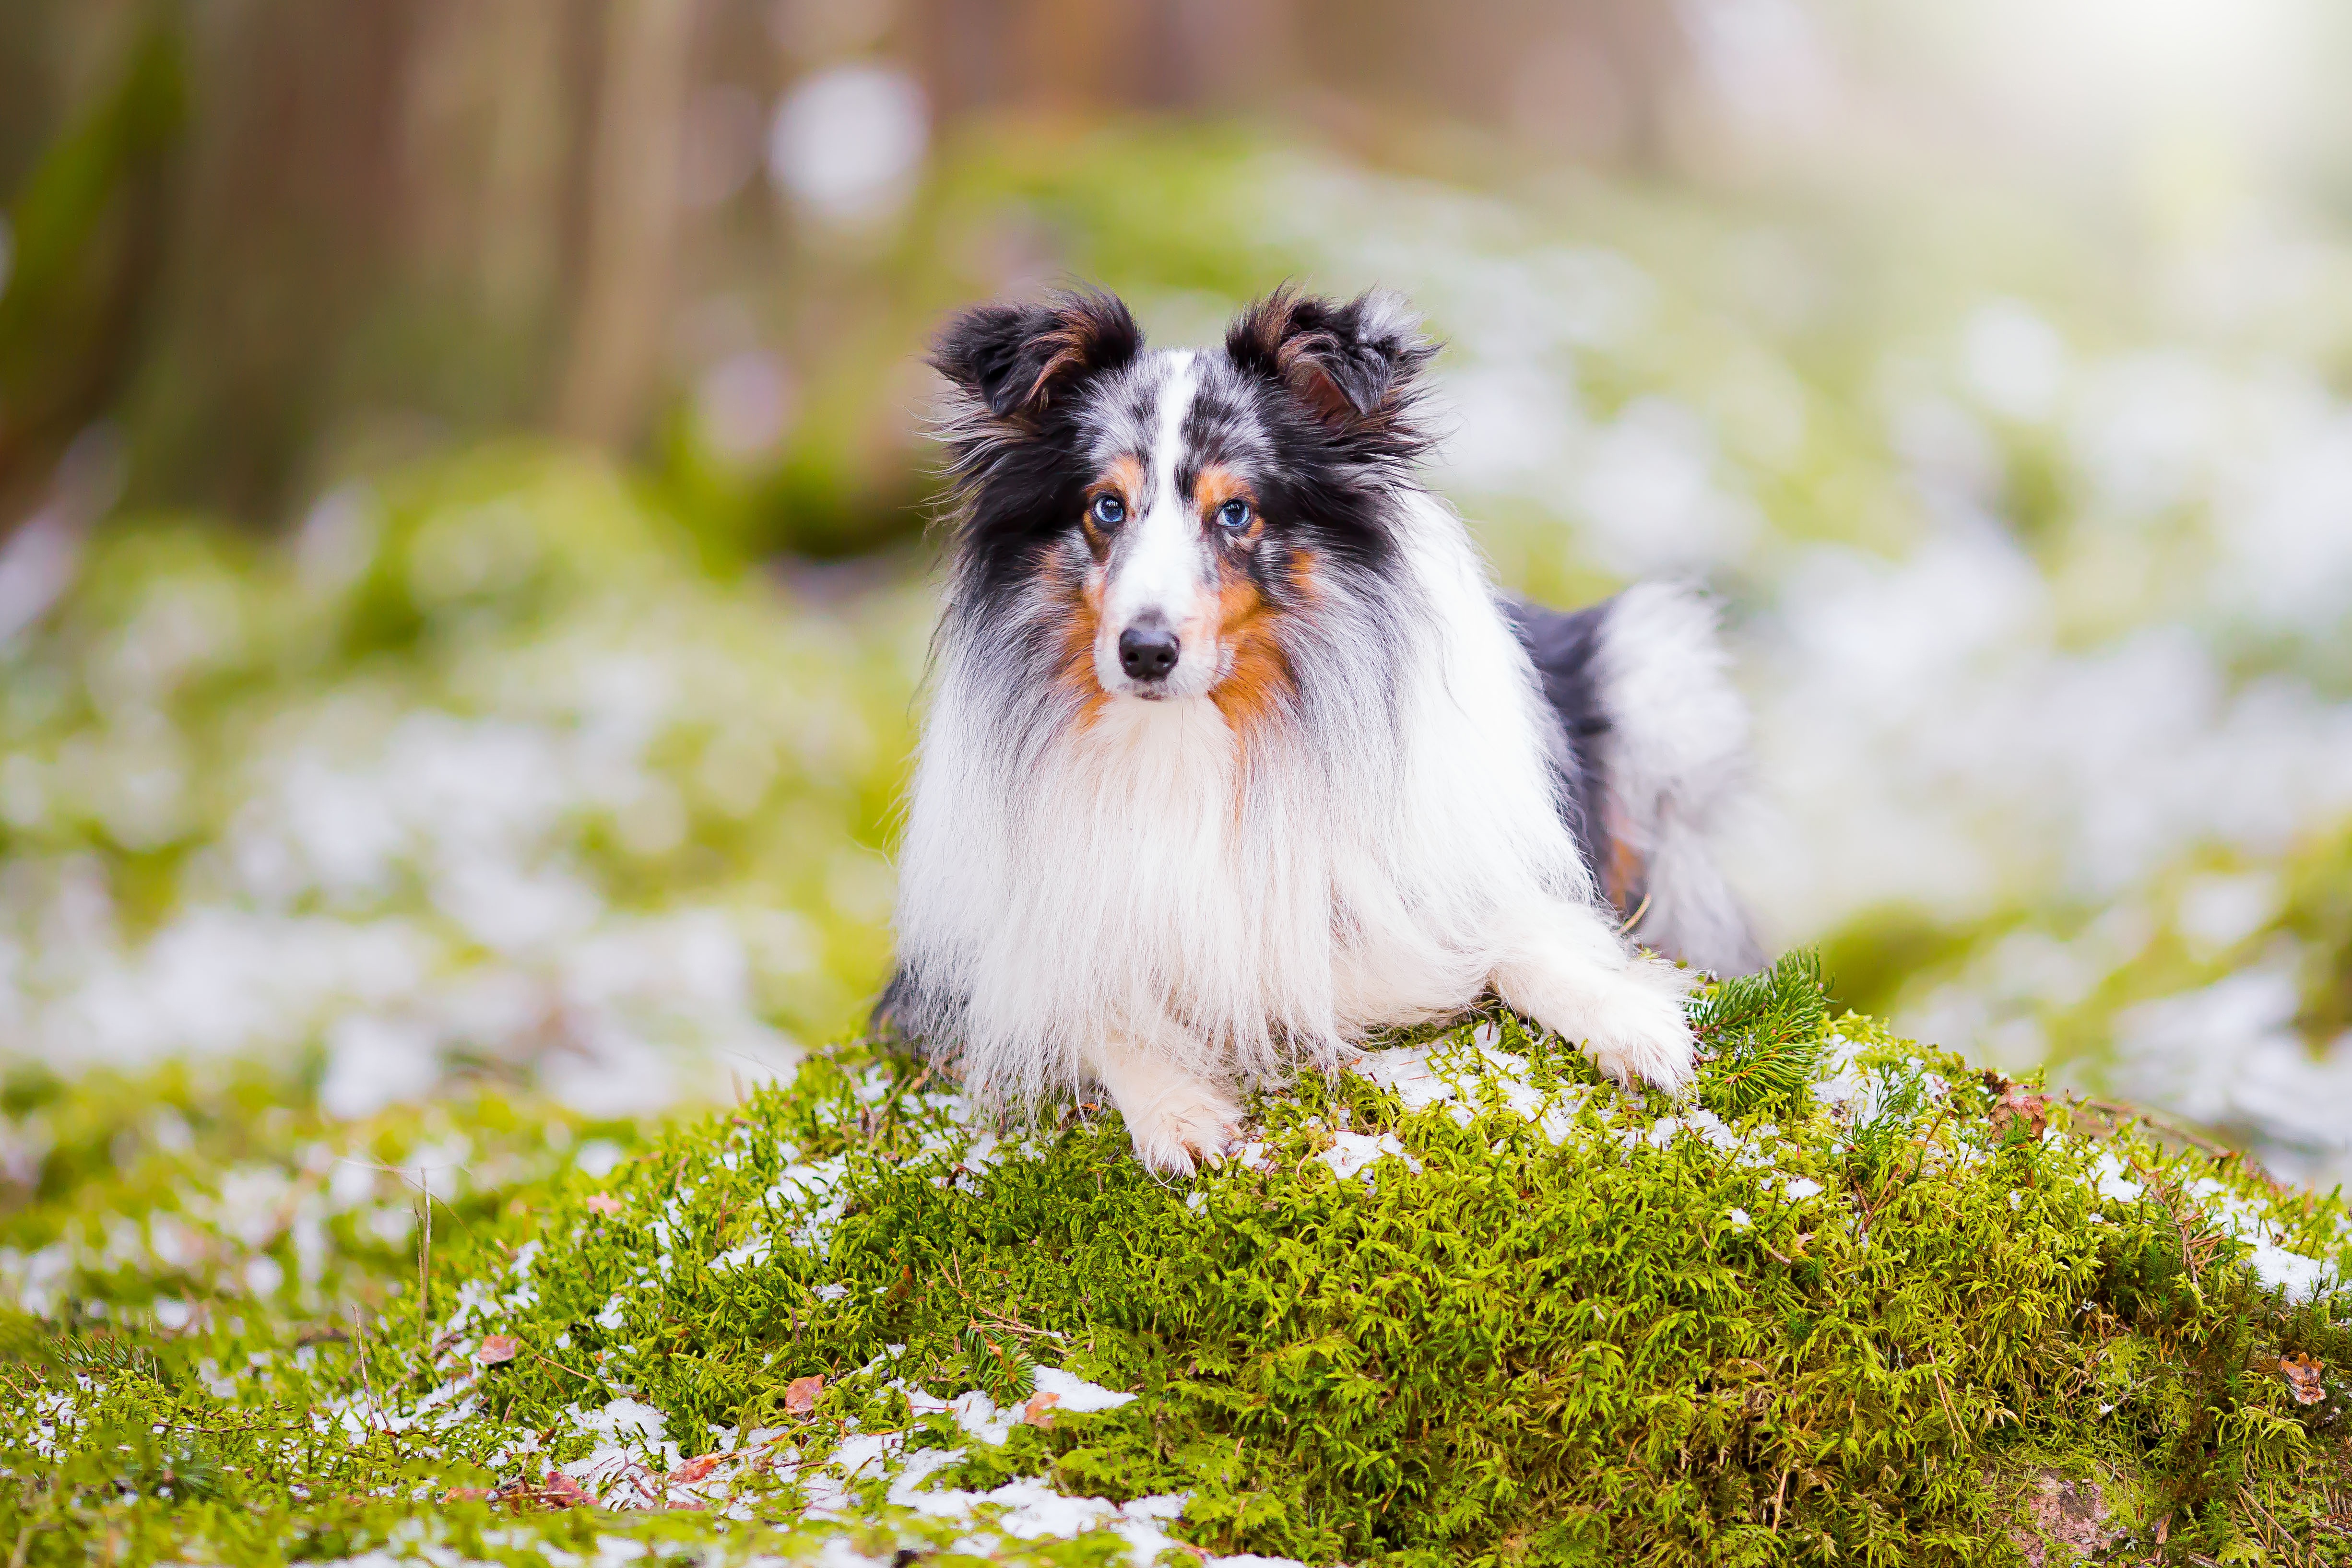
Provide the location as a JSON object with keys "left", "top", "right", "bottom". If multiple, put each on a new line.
{"left": 1086, "top": 1035, "right": 1245, "bottom": 1176}
{"left": 1121, "top": 1082, "right": 1243, "bottom": 1177}
{"left": 1574, "top": 958, "right": 1698, "bottom": 1095}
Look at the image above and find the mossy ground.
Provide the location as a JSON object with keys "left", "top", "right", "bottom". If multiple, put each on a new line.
{"left": 5, "top": 961, "right": 2349, "bottom": 1567}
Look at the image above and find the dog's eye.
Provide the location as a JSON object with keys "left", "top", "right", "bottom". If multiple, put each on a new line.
{"left": 1089, "top": 494, "right": 1125, "bottom": 527}
{"left": 1215, "top": 499, "right": 1253, "bottom": 530}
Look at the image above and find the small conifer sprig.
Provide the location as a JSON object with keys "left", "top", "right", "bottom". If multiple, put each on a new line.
{"left": 1691, "top": 947, "right": 1832, "bottom": 1119}
{"left": 959, "top": 1324, "right": 1038, "bottom": 1405}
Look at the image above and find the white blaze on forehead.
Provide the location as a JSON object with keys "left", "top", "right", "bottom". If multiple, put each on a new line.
{"left": 1103, "top": 352, "right": 1208, "bottom": 631}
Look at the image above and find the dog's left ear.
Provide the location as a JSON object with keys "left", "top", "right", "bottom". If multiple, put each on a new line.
{"left": 1226, "top": 286, "right": 1435, "bottom": 455}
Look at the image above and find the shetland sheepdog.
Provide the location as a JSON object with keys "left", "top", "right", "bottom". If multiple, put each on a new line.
{"left": 880, "top": 287, "right": 1761, "bottom": 1174}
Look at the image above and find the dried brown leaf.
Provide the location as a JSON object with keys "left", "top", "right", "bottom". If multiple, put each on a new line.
{"left": 669, "top": 1453, "right": 723, "bottom": 1485}
{"left": 785, "top": 1373, "right": 824, "bottom": 1415}
{"left": 1022, "top": 1391, "right": 1062, "bottom": 1428}
{"left": 1989, "top": 1085, "right": 2050, "bottom": 1142}
{"left": 2282, "top": 1353, "right": 2325, "bottom": 1406}
{"left": 476, "top": 1333, "right": 521, "bottom": 1367}
{"left": 585, "top": 1194, "right": 624, "bottom": 1216}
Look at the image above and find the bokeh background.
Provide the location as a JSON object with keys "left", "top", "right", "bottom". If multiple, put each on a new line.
{"left": 3, "top": 0, "right": 2350, "bottom": 1188}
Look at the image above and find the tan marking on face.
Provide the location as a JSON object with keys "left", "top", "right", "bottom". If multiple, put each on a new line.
{"left": 1192, "top": 463, "right": 1264, "bottom": 540}
{"left": 1056, "top": 565, "right": 1111, "bottom": 726}
{"left": 1207, "top": 552, "right": 1294, "bottom": 741}
{"left": 1081, "top": 455, "right": 1144, "bottom": 554}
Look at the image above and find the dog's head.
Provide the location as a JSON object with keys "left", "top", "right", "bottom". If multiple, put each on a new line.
{"left": 931, "top": 286, "right": 1434, "bottom": 722}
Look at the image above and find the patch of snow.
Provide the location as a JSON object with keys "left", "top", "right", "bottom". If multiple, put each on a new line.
{"left": 1317, "top": 1130, "right": 1419, "bottom": 1182}
{"left": 2089, "top": 1151, "right": 2144, "bottom": 1204}
{"left": 2246, "top": 1243, "right": 2335, "bottom": 1303}
{"left": 1029, "top": 1366, "right": 1138, "bottom": 1414}
{"left": 1352, "top": 1045, "right": 1455, "bottom": 1112}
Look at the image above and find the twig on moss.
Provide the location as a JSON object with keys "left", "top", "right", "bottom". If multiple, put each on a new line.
{"left": 969, "top": 1306, "right": 1066, "bottom": 1343}
{"left": 2129, "top": 1157, "right": 2230, "bottom": 1288}
{"left": 529, "top": 1349, "right": 597, "bottom": 1385}
{"left": 154, "top": 1418, "right": 310, "bottom": 1436}
{"left": 417, "top": 1166, "right": 431, "bottom": 1334}
{"left": 350, "top": 1307, "right": 382, "bottom": 1434}
{"left": 1930, "top": 1368, "right": 1962, "bottom": 1441}
{"left": 2077, "top": 1098, "right": 2280, "bottom": 1189}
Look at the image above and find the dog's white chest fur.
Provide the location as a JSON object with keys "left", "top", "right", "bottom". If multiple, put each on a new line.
{"left": 1007, "top": 687, "right": 1498, "bottom": 1060}
{"left": 1016, "top": 696, "right": 1262, "bottom": 1036}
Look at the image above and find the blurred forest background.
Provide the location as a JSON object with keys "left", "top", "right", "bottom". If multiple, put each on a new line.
{"left": 4, "top": 0, "right": 2352, "bottom": 1190}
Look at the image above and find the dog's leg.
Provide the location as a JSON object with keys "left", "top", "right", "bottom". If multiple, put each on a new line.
{"left": 1084, "top": 1032, "right": 1242, "bottom": 1177}
{"left": 1490, "top": 901, "right": 1698, "bottom": 1093}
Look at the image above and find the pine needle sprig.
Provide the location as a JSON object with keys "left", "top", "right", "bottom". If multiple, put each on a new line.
{"left": 1691, "top": 948, "right": 1832, "bottom": 1120}
{"left": 959, "top": 1324, "right": 1037, "bottom": 1406}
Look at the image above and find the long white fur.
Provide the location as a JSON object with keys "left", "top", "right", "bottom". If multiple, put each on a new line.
{"left": 894, "top": 347, "right": 1701, "bottom": 1169}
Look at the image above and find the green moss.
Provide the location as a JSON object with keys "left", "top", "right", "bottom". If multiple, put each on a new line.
{"left": 6, "top": 965, "right": 2347, "bottom": 1566}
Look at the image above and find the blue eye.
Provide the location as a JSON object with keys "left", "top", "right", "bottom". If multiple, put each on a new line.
{"left": 1216, "top": 498, "right": 1253, "bottom": 530}
{"left": 1089, "top": 494, "right": 1125, "bottom": 526}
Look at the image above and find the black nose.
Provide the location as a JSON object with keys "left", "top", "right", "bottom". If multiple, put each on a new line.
{"left": 1117, "top": 623, "right": 1181, "bottom": 682}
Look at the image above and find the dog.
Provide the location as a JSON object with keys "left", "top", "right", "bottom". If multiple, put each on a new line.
{"left": 879, "top": 286, "right": 1762, "bottom": 1174}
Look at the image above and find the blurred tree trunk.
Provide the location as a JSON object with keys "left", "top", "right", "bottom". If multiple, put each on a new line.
{"left": 908, "top": 0, "right": 1684, "bottom": 156}
{"left": 557, "top": 0, "right": 697, "bottom": 445}
{"left": 1292, "top": 0, "right": 1692, "bottom": 167}
{"left": 912, "top": 0, "right": 1299, "bottom": 118}
{"left": 0, "top": 10, "right": 183, "bottom": 530}
{"left": 124, "top": 0, "right": 421, "bottom": 518}
{"left": 3, "top": 0, "right": 697, "bottom": 526}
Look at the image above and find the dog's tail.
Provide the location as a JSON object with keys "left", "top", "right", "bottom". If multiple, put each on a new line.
{"left": 1510, "top": 583, "right": 1765, "bottom": 976}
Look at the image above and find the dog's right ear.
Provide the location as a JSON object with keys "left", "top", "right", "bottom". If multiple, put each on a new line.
{"left": 930, "top": 291, "right": 1144, "bottom": 420}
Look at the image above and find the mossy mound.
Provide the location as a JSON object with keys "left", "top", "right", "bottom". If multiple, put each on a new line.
{"left": 5, "top": 961, "right": 2350, "bottom": 1566}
